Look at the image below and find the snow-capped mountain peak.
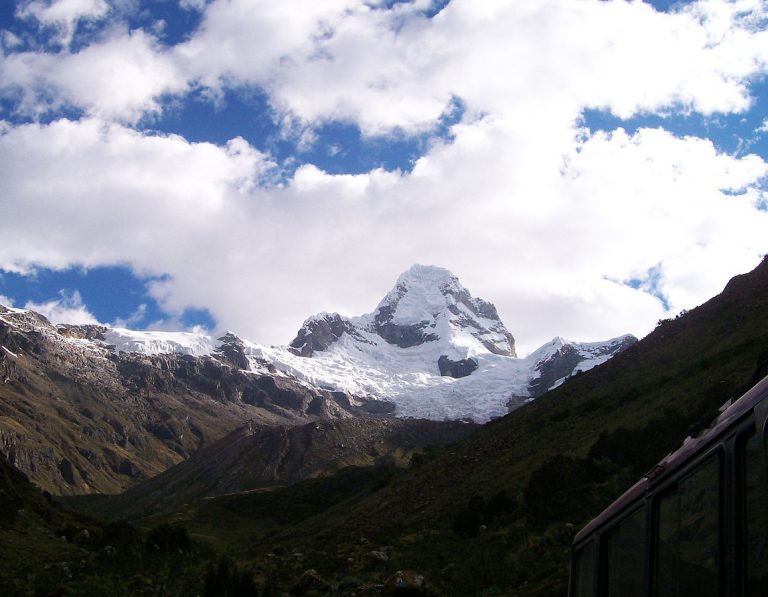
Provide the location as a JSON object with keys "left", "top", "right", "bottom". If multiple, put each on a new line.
{"left": 373, "top": 264, "right": 463, "bottom": 326}
{"left": 0, "top": 265, "right": 637, "bottom": 422}
{"left": 288, "top": 264, "right": 516, "bottom": 360}
{"left": 370, "top": 264, "right": 515, "bottom": 356}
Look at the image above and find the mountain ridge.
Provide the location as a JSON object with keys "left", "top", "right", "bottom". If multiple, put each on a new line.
{"left": 0, "top": 304, "right": 383, "bottom": 495}
{"left": 0, "top": 264, "right": 635, "bottom": 494}
{"left": 268, "top": 264, "right": 637, "bottom": 419}
{"left": 136, "top": 258, "right": 768, "bottom": 596}
{"left": 1, "top": 264, "right": 635, "bottom": 422}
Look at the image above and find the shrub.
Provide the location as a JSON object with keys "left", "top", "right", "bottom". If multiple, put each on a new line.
{"left": 102, "top": 520, "right": 141, "bottom": 550}
{"left": 145, "top": 523, "right": 190, "bottom": 552}
{"left": 203, "top": 558, "right": 258, "bottom": 597}
{"left": 452, "top": 494, "right": 486, "bottom": 537}
{"left": 523, "top": 455, "right": 603, "bottom": 527}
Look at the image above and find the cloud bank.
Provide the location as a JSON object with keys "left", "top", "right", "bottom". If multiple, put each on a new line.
{"left": 1, "top": 0, "right": 767, "bottom": 354}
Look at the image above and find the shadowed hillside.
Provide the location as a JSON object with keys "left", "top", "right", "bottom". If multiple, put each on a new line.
{"left": 64, "top": 417, "right": 478, "bottom": 521}
{"left": 0, "top": 451, "right": 197, "bottom": 595}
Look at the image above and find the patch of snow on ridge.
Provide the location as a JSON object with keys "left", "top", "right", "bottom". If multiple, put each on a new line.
{"left": 253, "top": 327, "right": 455, "bottom": 398}
{"left": 2, "top": 345, "right": 18, "bottom": 358}
{"left": 103, "top": 328, "right": 216, "bottom": 357}
{"left": 571, "top": 335, "right": 636, "bottom": 371}
{"left": 252, "top": 341, "right": 525, "bottom": 421}
{"left": 379, "top": 265, "right": 460, "bottom": 326}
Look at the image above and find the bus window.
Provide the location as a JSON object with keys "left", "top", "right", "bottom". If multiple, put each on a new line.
{"left": 654, "top": 454, "right": 721, "bottom": 596}
{"left": 603, "top": 506, "right": 646, "bottom": 596}
{"left": 744, "top": 429, "right": 767, "bottom": 595}
{"left": 572, "top": 540, "right": 596, "bottom": 597}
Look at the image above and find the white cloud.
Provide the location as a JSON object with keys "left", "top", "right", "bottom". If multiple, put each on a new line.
{"left": 111, "top": 302, "right": 211, "bottom": 333}
{"left": 0, "top": 117, "right": 272, "bottom": 269}
{"left": 171, "top": 0, "right": 768, "bottom": 135}
{"left": 17, "top": 0, "right": 110, "bottom": 47}
{"left": 110, "top": 303, "right": 147, "bottom": 329}
{"left": 174, "top": 0, "right": 361, "bottom": 90}
{"left": 0, "top": 294, "right": 15, "bottom": 308}
{"left": 3, "top": 1, "right": 768, "bottom": 131}
{"left": 1, "top": 30, "right": 188, "bottom": 122}
{"left": 179, "top": 0, "right": 207, "bottom": 12}
{"left": 24, "top": 290, "right": 100, "bottom": 325}
{"left": 554, "top": 126, "right": 768, "bottom": 321}
{"left": 1, "top": 115, "right": 766, "bottom": 354}
{"left": 1, "top": 30, "right": 24, "bottom": 51}
{"left": 1, "top": 1, "right": 768, "bottom": 355}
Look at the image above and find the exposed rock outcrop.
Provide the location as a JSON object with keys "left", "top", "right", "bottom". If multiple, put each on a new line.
{"left": 371, "top": 265, "right": 516, "bottom": 356}
{"left": 289, "top": 313, "right": 366, "bottom": 357}
{"left": 437, "top": 355, "right": 479, "bottom": 379}
{"left": 288, "top": 265, "right": 516, "bottom": 358}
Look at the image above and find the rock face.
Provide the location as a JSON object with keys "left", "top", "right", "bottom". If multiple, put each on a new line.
{"left": 289, "top": 265, "right": 516, "bottom": 358}
{"left": 214, "top": 332, "right": 251, "bottom": 369}
{"left": 373, "top": 303, "right": 441, "bottom": 349}
{"left": 289, "top": 313, "right": 365, "bottom": 357}
{"left": 372, "top": 265, "right": 516, "bottom": 356}
{"left": 437, "top": 355, "right": 479, "bottom": 379}
{"left": 0, "top": 306, "right": 386, "bottom": 495}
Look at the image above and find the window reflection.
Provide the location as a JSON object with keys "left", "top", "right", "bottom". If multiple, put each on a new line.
{"left": 654, "top": 455, "right": 721, "bottom": 596}
{"left": 604, "top": 506, "right": 646, "bottom": 596}
{"left": 744, "top": 429, "right": 768, "bottom": 596}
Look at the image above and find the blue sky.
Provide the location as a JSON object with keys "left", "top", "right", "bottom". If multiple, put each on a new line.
{"left": 1, "top": 0, "right": 767, "bottom": 354}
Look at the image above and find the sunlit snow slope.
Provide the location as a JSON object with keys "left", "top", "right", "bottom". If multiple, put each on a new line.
{"left": 3, "top": 265, "right": 635, "bottom": 421}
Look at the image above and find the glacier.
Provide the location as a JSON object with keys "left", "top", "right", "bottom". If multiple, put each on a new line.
{"left": 0, "top": 265, "right": 636, "bottom": 422}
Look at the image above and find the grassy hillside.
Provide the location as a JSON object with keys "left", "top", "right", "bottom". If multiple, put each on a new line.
{"left": 63, "top": 417, "right": 477, "bottom": 522}
{"left": 0, "top": 451, "right": 226, "bottom": 596}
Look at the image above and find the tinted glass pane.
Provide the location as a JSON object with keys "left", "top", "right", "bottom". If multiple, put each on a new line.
{"left": 654, "top": 455, "right": 721, "bottom": 596}
{"left": 572, "top": 540, "right": 596, "bottom": 597}
{"left": 744, "top": 430, "right": 768, "bottom": 596}
{"left": 604, "top": 507, "right": 646, "bottom": 596}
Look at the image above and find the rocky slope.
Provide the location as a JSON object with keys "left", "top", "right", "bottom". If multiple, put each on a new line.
{"left": 64, "top": 417, "right": 479, "bottom": 521}
{"left": 0, "top": 307, "right": 384, "bottom": 495}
